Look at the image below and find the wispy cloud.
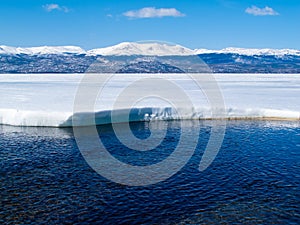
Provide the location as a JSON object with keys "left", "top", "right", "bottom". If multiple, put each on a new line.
{"left": 43, "top": 4, "right": 69, "bottom": 13}
{"left": 245, "top": 6, "right": 279, "bottom": 16}
{"left": 123, "top": 7, "right": 185, "bottom": 19}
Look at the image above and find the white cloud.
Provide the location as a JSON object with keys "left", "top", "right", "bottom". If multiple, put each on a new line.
{"left": 245, "top": 6, "right": 279, "bottom": 16}
{"left": 43, "top": 4, "right": 69, "bottom": 13}
{"left": 123, "top": 7, "right": 185, "bottom": 19}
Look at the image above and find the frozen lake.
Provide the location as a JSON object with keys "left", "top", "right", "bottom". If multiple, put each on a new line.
{"left": 0, "top": 74, "right": 299, "bottom": 127}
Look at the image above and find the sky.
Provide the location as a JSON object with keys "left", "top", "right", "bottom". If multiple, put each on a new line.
{"left": 0, "top": 0, "right": 299, "bottom": 50}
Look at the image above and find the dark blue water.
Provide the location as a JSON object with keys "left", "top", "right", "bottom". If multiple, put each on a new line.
{"left": 1, "top": 121, "right": 300, "bottom": 224}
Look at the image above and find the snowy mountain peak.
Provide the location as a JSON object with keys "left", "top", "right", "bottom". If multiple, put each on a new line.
{"left": 194, "top": 47, "right": 300, "bottom": 56}
{"left": 0, "top": 45, "right": 86, "bottom": 55}
{"left": 87, "top": 42, "right": 195, "bottom": 56}
{"left": 1, "top": 43, "right": 300, "bottom": 56}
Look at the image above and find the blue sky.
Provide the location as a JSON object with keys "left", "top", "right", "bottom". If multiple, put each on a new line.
{"left": 0, "top": 0, "right": 299, "bottom": 49}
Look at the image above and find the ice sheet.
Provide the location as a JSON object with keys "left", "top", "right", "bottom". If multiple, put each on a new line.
{"left": 0, "top": 74, "right": 299, "bottom": 127}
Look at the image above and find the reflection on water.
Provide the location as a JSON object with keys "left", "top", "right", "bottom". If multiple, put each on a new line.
{"left": 1, "top": 121, "right": 300, "bottom": 224}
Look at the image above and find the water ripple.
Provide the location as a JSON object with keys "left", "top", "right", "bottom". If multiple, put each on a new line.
{"left": 1, "top": 121, "right": 299, "bottom": 224}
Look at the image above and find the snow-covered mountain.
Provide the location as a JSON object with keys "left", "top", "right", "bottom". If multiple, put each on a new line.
{"left": 194, "top": 47, "right": 300, "bottom": 56}
{"left": 88, "top": 42, "right": 195, "bottom": 56}
{"left": 1, "top": 42, "right": 300, "bottom": 56}
{"left": 0, "top": 42, "right": 193, "bottom": 56}
{"left": 0, "top": 45, "right": 86, "bottom": 55}
{"left": 1, "top": 42, "right": 300, "bottom": 73}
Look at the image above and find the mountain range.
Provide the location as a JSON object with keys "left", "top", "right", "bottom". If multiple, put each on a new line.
{"left": 1, "top": 42, "right": 300, "bottom": 73}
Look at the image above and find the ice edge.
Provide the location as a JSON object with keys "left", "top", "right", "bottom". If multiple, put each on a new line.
{"left": 0, "top": 107, "right": 299, "bottom": 127}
